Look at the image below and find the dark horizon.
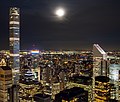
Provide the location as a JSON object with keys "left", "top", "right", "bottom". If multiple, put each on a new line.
{"left": 0, "top": 0, "right": 120, "bottom": 51}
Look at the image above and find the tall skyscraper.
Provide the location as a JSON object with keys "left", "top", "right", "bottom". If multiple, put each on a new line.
{"left": 92, "top": 44, "right": 108, "bottom": 101}
{"left": 93, "top": 44, "right": 108, "bottom": 76}
{"left": 9, "top": 7, "right": 20, "bottom": 102}
{"left": 109, "top": 64, "right": 120, "bottom": 100}
{"left": 9, "top": 7, "right": 20, "bottom": 84}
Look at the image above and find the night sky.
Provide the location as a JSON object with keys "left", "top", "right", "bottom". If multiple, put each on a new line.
{"left": 0, "top": 0, "right": 120, "bottom": 50}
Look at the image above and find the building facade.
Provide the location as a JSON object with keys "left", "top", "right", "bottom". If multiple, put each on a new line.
{"left": 0, "top": 59, "right": 12, "bottom": 102}
{"left": 9, "top": 7, "right": 20, "bottom": 84}
{"left": 9, "top": 7, "right": 20, "bottom": 102}
{"left": 95, "top": 76, "right": 110, "bottom": 102}
{"left": 92, "top": 44, "right": 108, "bottom": 101}
{"left": 109, "top": 64, "right": 120, "bottom": 100}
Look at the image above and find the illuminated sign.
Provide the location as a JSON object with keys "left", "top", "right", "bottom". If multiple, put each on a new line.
{"left": 30, "top": 50, "right": 39, "bottom": 54}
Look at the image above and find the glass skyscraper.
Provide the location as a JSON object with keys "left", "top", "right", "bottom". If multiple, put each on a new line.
{"left": 9, "top": 7, "right": 20, "bottom": 84}
{"left": 9, "top": 7, "right": 20, "bottom": 102}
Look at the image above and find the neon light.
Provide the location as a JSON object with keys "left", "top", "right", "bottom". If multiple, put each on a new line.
{"left": 31, "top": 50, "right": 39, "bottom": 54}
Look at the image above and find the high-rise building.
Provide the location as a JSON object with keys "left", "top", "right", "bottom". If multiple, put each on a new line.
{"left": 8, "top": 85, "right": 19, "bottom": 102}
{"left": 95, "top": 76, "right": 110, "bottom": 102}
{"left": 93, "top": 44, "right": 108, "bottom": 76}
{"left": 92, "top": 44, "right": 108, "bottom": 101}
{"left": 0, "top": 59, "right": 12, "bottom": 102}
{"left": 68, "top": 75, "right": 92, "bottom": 102}
{"left": 19, "top": 70, "right": 35, "bottom": 101}
{"left": 9, "top": 7, "right": 20, "bottom": 84}
{"left": 109, "top": 64, "right": 120, "bottom": 100}
{"left": 9, "top": 7, "right": 20, "bottom": 102}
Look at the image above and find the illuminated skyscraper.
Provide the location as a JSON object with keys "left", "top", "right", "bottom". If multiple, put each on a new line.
{"left": 93, "top": 44, "right": 108, "bottom": 76}
{"left": 95, "top": 76, "right": 110, "bottom": 102}
{"left": 9, "top": 7, "right": 20, "bottom": 102}
{"left": 109, "top": 64, "right": 120, "bottom": 100}
{"left": 9, "top": 7, "right": 20, "bottom": 84}
{"left": 92, "top": 44, "right": 108, "bottom": 101}
{"left": 0, "top": 59, "right": 12, "bottom": 102}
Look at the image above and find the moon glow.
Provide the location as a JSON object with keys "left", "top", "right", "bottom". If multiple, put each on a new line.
{"left": 55, "top": 8, "right": 65, "bottom": 17}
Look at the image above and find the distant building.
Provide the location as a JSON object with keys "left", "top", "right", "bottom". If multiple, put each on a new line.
{"left": 55, "top": 87, "right": 88, "bottom": 102}
{"left": 59, "top": 70, "right": 66, "bottom": 91}
{"left": 9, "top": 7, "right": 20, "bottom": 84}
{"left": 70, "top": 75, "right": 92, "bottom": 85}
{"left": 109, "top": 64, "right": 120, "bottom": 100}
{"left": 33, "top": 93, "right": 51, "bottom": 102}
{"left": 95, "top": 76, "right": 110, "bottom": 102}
{"left": 19, "top": 69, "right": 35, "bottom": 101}
{"left": 0, "top": 59, "right": 12, "bottom": 102}
{"left": 51, "top": 82, "right": 61, "bottom": 99}
{"left": 41, "top": 65, "right": 52, "bottom": 85}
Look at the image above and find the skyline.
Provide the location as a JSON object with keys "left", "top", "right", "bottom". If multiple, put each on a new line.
{"left": 0, "top": 0, "right": 120, "bottom": 50}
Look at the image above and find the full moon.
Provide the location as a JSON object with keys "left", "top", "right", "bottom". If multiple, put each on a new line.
{"left": 55, "top": 8, "right": 65, "bottom": 17}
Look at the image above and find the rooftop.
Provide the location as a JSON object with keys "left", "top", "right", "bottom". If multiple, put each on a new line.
{"left": 34, "top": 93, "right": 51, "bottom": 99}
{"left": 55, "top": 87, "right": 87, "bottom": 100}
{"left": 95, "top": 76, "right": 109, "bottom": 82}
{"left": 0, "top": 66, "right": 11, "bottom": 70}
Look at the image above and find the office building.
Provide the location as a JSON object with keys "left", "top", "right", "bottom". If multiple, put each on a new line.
{"left": 9, "top": 7, "right": 20, "bottom": 102}
{"left": 0, "top": 59, "right": 12, "bottom": 102}
{"left": 8, "top": 85, "right": 19, "bottom": 102}
{"left": 95, "top": 76, "right": 110, "bottom": 102}
{"left": 68, "top": 75, "right": 92, "bottom": 102}
{"left": 109, "top": 64, "right": 120, "bottom": 100}
{"left": 19, "top": 70, "right": 35, "bottom": 101}
{"left": 93, "top": 44, "right": 108, "bottom": 76}
{"left": 9, "top": 7, "right": 20, "bottom": 84}
{"left": 92, "top": 44, "right": 108, "bottom": 101}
